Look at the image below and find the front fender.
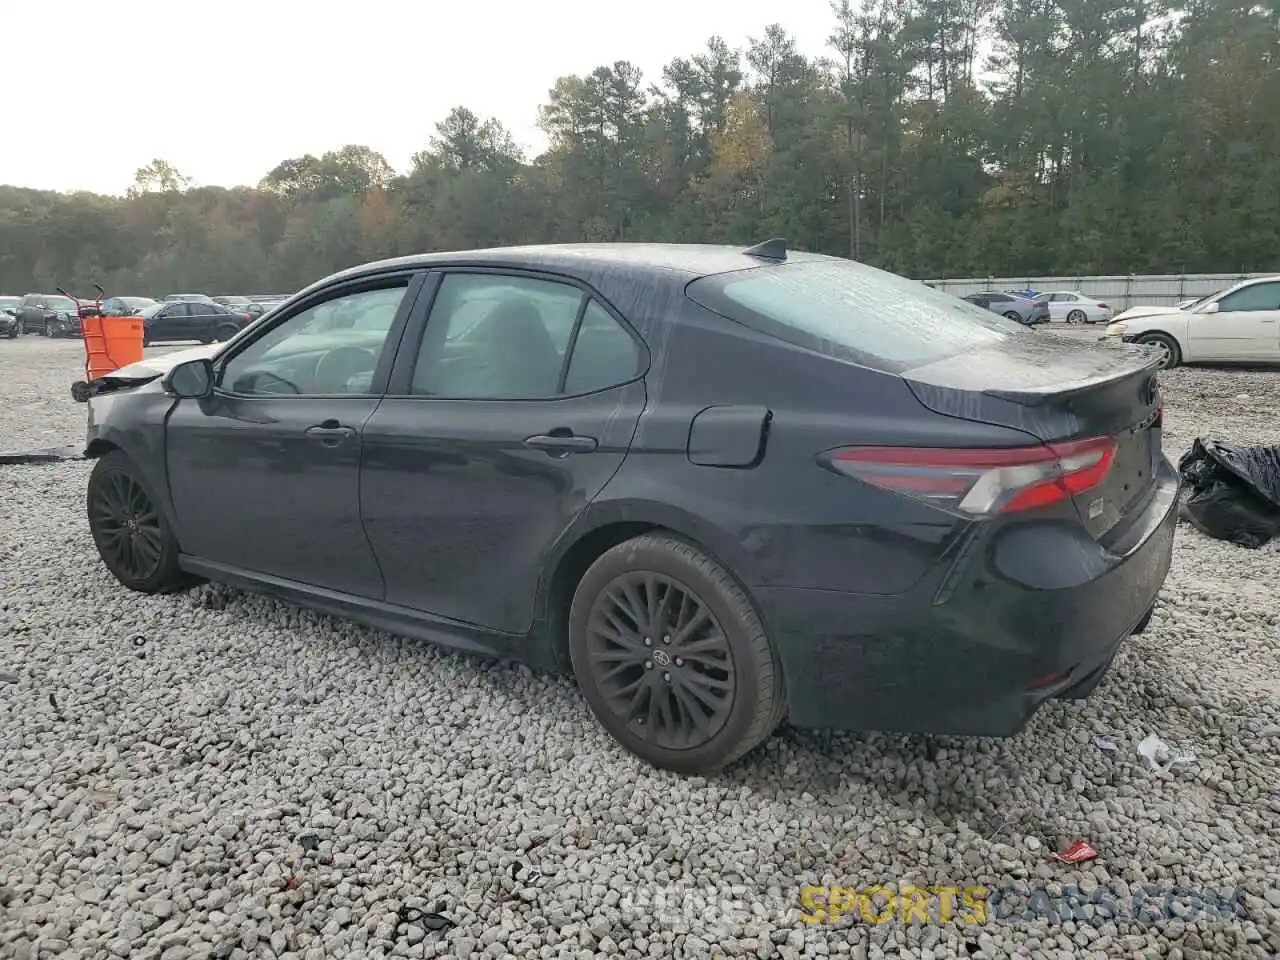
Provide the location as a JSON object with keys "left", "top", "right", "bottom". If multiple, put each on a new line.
{"left": 85, "top": 384, "right": 183, "bottom": 541}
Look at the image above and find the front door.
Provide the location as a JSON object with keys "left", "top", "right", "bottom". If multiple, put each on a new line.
{"left": 361, "top": 270, "right": 648, "bottom": 634}
{"left": 1189, "top": 281, "right": 1280, "bottom": 361}
{"left": 164, "top": 276, "right": 422, "bottom": 596}
{"left": 1047, "top": 293, "right": 1072, "bottom": 321}
{"left": 149, "top": 303, "right": 188, "bottom": 342}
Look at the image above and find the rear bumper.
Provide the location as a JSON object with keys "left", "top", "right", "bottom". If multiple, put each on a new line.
{"left": 756, "top": 458, "right": 1180, "bottom": 736}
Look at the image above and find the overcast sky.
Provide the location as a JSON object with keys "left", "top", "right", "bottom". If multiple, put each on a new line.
{"left": 5, "top": 0, "right": 841, "bottom": 196}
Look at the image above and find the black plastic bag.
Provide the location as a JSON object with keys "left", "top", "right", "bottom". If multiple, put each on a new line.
{"left": 1177, "top": 438, "right": 1280, "bottom": 548}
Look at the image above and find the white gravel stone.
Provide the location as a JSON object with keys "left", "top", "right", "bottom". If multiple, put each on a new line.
{"left": 1, "top": 337, "right": 1278, "bottom": 958}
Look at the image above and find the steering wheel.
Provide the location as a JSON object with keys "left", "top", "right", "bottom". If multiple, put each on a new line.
{"left": 314, "top": 346, "right": 376, "bottom": 393}
{"left": 243, "top": 370, "right": 301, "bottom": 395}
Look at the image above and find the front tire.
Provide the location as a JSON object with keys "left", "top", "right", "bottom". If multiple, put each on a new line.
{"left": 87, "top": 449, "right": 198, "bottom": 593}
{"left": 1136, "top": 332, "right": 1181, "bottom": 370}
{"left": 568, "top": 533, "right": 786, "bottom": 774}
{"left": 43, "top": 320, "right": 54, "bottom": 337}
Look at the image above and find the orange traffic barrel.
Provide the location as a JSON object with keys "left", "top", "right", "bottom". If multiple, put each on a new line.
{"left": 82, "top": 315, "right": 145, "bottom": 380}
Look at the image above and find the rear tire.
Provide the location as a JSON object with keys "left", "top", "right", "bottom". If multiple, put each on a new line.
{"left": 1002, "top": 311, "right": 1022, "bottom": 322}
{"left": 87, "top": 449, "right": 200, "bottom": 594}
{"left": 568, "top": 533, "right": 786, "bottom": 775}
{"left": 1067, "top": 310, "right": 1087, "bottom": 324}
{"left": 216, "top": 323, "right": 239, "bottom": 342}
{"left": 1136, "top": 332, "right": 1180, "bottom": 370}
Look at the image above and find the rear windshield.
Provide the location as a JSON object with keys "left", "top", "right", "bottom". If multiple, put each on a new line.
{"left": 686, "top": 258, "right": 1028, "bottom": 373}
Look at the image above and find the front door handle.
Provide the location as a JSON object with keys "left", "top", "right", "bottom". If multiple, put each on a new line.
{"left": 524, "top": 432, "right": 598, "bottom": 454}
{"left": 306, "top": 421, "right": 356, "bottom": 446}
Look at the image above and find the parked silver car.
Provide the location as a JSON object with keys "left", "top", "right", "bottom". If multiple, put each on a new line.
{"left": 960, "top": 291, "right": 1050, "bottom": 325}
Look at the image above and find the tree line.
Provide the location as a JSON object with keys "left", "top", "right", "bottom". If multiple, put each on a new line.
{"left": 2, "top": 0, "right": 1277, "bottom": 298}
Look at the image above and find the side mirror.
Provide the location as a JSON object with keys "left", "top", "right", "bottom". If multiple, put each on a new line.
{"left": 164, "top": 358, "right": 215, "bottom": 399}
{"left": 1202, "top": 301, "right": 1220, "bottom": 314}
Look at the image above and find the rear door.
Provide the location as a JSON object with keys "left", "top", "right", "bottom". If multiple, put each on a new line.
{"left": 986, "top": 293, "right": 1016, "bottom": 317}
{"left": 360, "top": 269, "right": 648, "bottom": 634}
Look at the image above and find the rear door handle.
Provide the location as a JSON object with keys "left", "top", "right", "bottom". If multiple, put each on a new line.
{"left": 524, "top": 433, "right": 598, "bottom": 454}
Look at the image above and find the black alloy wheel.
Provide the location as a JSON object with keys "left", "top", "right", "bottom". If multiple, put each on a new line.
{"left": 586, "top": 570, "right": 736, "bottom": 749}
{"left": 569, "top": 533, "right": 785, "bottom": 774}
{"left": 87, "top": 450, "right": 197, "bottom": 593}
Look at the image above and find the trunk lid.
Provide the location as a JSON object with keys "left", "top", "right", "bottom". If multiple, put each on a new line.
{"left": 902, "top": 335, "right": 1163, "bottom": 539}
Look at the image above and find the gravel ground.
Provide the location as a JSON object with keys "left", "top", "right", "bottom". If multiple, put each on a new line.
{"left": 2, "top": 335, "right": 1278, "bottom": 960}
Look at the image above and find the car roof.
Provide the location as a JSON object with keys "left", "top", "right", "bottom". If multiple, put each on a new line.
{"left": 313, "top": 243, "right": 838, "bottom": 291}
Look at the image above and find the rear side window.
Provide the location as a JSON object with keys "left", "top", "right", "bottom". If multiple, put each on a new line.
{"left": 686, "top": 259, "right": 1025, "bottom": 373}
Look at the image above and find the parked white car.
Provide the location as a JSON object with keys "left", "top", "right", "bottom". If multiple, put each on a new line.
{"left": 1041, "top": 290, "right": 1113, "bottom": 324}
{"left": 1101, "top": 275, "right": 1280, "bottom": 369}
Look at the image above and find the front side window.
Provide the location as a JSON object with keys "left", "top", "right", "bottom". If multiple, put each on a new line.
{"left": 219, "top": 282, "right": 409, "bottom": 397}
{"left": 411, "top": 273, "right": 584, "bottom": 399}
{"left": 1217, "top": 282, "right": 1280, "bottom": 313}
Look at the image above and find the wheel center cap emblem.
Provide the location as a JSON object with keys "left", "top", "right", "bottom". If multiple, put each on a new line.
{"left": 652, "top": 649, "right": 671, "bottom": 666}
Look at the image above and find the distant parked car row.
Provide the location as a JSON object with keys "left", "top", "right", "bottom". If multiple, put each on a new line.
{"left": 4, "top": 293, "right": 86, "bottom": 337}
{"left": 960, "top": 291, "right": 1050, "bottom": 325}
{"left": 0, "top": 296, "right": 19, "bottom": 338}
{"left": 0, "top": 291, "right": 294, "bottom": 344}
{"left": 959, "top": 289, "right": 1114, "bottom": 326}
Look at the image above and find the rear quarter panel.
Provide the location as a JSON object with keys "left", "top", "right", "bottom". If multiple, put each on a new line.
{"left": 592, "top": 300, "right": 1036, "bottom": 596}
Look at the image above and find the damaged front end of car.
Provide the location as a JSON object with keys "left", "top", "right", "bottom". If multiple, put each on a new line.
{"left": 71, "top": 343, "right": 222, "bottom": 403}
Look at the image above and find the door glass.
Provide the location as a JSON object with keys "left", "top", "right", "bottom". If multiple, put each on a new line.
{"left": 563, "top": 300, "right": 641, "bottom": 394}
{"left": 1217, "top": 282, "right": 1280, "bottom": 312}
{"left": 411, "top": 273, "right": 585, "bottom": 398}
{"left": 219, "top": 283, "right": 410, "bottom": 396}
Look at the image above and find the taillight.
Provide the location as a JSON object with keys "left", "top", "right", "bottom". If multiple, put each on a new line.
{"left": 1098, "top": 303, "right": 1110, "bottom": 309}
{"left": 820, "top": 437, "right": 1118, "bottom": 517}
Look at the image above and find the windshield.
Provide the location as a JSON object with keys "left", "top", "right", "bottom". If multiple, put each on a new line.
{"left": 49, "top": 296, "right": 77, "bottom": 311}
{"left": 686, "top": 258, "right": 1027, "bottom": 373}
{"left": 0, "top": 297, "right": 18, "bottom": 309}
{"left": 138, "top": 304, "right": 163, "bottom": 318}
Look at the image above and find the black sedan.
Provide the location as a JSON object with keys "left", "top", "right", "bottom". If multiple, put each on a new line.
{"left": 136, "top": 301, "right": 255, "bottom": 345}
{"left": 79, "top": 241, "right": 1179, "bottom": 774}
{"left": 0, "top": 296, "right": 18, "bottom": 338}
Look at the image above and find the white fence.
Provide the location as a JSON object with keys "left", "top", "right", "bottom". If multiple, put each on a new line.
{"left": 921, "top": 273, "right": 1276, "bottom": 311}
